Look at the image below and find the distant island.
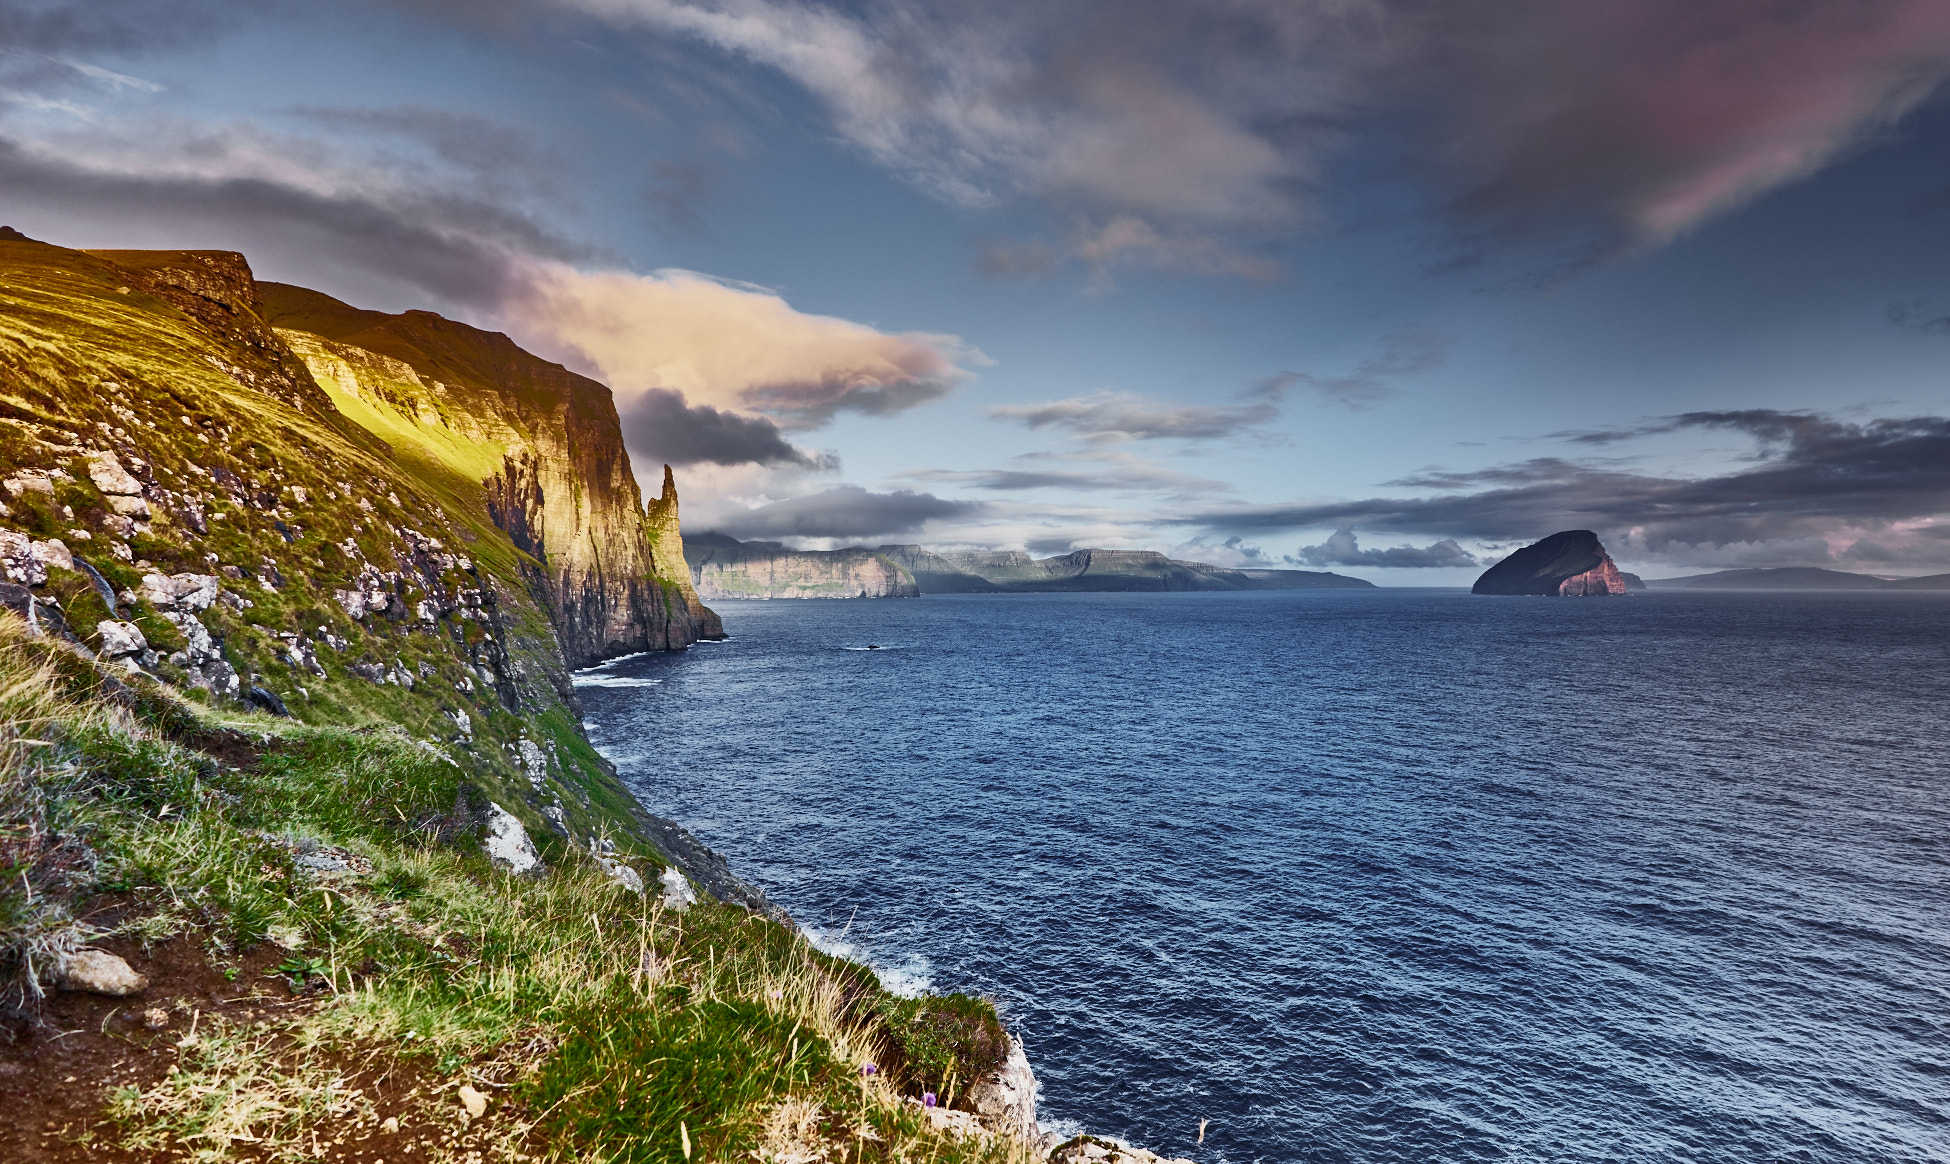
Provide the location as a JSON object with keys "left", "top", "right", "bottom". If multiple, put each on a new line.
{"left": 1472, "top": 530, "right": 1638, "bottom": 596}
{"left": 1647, "top": 567, "right": 1950, "bottom": 590}
{"left": 685, "top": 533, "right": 1374, "bottom": 598}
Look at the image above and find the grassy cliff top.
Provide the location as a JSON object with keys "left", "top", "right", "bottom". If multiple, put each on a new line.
{"left": 0, "top": 616, "right": 1024, "bottom": 1162}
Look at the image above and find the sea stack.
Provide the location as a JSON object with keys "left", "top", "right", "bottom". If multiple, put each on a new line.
{"left": 1472, "top": 530, "right": 1629, "bottom": 596}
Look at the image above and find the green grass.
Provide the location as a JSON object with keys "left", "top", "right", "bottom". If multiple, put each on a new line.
{"left": 0, "top": 617, "right": 1029, "bottom": 1163}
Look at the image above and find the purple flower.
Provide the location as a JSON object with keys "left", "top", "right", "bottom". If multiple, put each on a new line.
{"left": 860, "top": 1062, "right": 877, "bottom": 1077}
{"left": 922, "top": 1092, "right": 938, "bottom": 1108}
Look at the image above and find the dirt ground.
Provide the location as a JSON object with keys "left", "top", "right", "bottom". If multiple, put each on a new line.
{"left": 0, "top": 933, "right": 525, "bottom": 1162}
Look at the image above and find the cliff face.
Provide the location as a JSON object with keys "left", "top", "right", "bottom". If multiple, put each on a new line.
{"left": 259, "top": 283, "right": 721, "bottom": 663}
{"left": 693, "top": 536, "right": 1375, "bottom": 595}
{"left": 686, "top": 534, "right": 919, "bottom": 599}
{"left": 644, "top": 466, "right": 725, "bottom": 637}
{"left": 1472, "top": 530, "right": 1629, "bottom": 596}
{"left": 0, "top": 234, "right": 752, "bottom": 901}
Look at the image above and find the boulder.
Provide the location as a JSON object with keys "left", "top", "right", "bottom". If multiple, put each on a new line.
{"left": 969, "top": 1037, "right": 1041, "bottom": 1143}
{"left": 659, "top": 866, "right": 697, "bottom": 911}
{"left": 139, "top": 572, "right": 221, "bottom": 612}
{"left": 97, "top": 619, "right": 148, "bottom": 658}
{"left": 57, "top": 949, "right": 147, "bottom": 996}
{"left": 85, "top": 451, "right": 144, "bottom": 496}
{"left": 483, "top": 802, "right": 541, "bottom": 874}
{"left": 1471, "top": 530, "right": 1629, "bottom": 597}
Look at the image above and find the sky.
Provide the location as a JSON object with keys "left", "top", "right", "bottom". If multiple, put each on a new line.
{"left": 6, "top": 0, "right": 1950, "bottom": 583}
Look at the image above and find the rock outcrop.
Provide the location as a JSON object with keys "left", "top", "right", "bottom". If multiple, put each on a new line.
{"left": 259, "top": 283, "right": 722, "bottom": 665}
{"left": 1471, "top": 530, "right": 1629, "bottom": 596}
{"left": 0, "top": 234, "right": 754, "bottom": 908}
{"left": 691, "top": 535, "right": 1374, "bottom": 597}
{"left": 685, "top": 534, "right": 921, "bottom": 599}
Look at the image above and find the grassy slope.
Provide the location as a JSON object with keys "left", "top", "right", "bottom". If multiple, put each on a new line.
{"left": 0, "top": 237, "right": 1026, "bottom": 1160}
{"left": 0, "top": 236, "right": 651, "bottom": 866}
{"left": 0, "top": 618, "right": 1020, "bottom": 1162}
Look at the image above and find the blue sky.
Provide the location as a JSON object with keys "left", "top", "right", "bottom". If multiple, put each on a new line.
{"left": 6, "top": 0, "right": 1950, "bottom": 582}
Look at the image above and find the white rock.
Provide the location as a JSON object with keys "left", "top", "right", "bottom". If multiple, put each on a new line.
{"left": 85, "top": 451, "right": 143, "bottom": 495}
{"left": 457, "top": 1083, "right": 488, "bottom": 1119}
{"left": 970, "top": 1036, "right": 1041, "bottom": 1143}
{"left": 30, "top": 539, "right": 72, "bottom": 572}
{"left": 659, "top": 866, "right": 697, "bottom": 911}
{"left": 107, "top": 494, "right": 152, "bottom": 518}
{"left": 483, "top": 802, "right": 541, "bottom": 874}
{"left": 57, "top": 949, "right": 147, "bottom": 996}
{"left": 0, "top": 530, "right": 46, "bottom": 586}
{"left": 97, "top": 619, "right": 148, "bottom": 658}
{"left": 139, "top": 573, "right": 221, "bottom": 612}
{"left": 597, "top": 857, "right": 644, "bottom": 894}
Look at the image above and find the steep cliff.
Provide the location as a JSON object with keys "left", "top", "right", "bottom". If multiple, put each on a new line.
{"left": 0, "top": 233, "right": 754, "bottom": 904}
{"left": 259, "top": 283, "right": 720, "bottom": 664}
{"left": 686, "top": 533, "right": 919, "bottom": 599}
{"left": 693, "top": 536, "right": 1374, "bottom": 595}
{"left": 1472, "top": 530, "right": 1629, "bottom": 596}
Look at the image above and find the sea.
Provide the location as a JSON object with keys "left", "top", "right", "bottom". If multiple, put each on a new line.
{"left": 574, "top": 589, "right": 1950, "bottom": 1164}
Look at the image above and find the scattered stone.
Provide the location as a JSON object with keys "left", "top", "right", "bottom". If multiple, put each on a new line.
{"left": 381, "top": 1117, "right": 400, "bottom": 1134}
{"left": 57, "top": 949, "right": 147, "bottom": 996}
{"left": 30, "top": 538, "right": 72, "bottom": 572}
{"left": 97, "top": 619, "right": 147, "bottom": 658}
{"left": 139, "top": 572, "right": 221, "bottom": 612}
{"left": 457, "top": 1084, "right": 488, "bottom": 1119}
{"left": 659, "top": 866, "right": 697, "bottom": 912}
{"left": 142, "top": 1007, "right": 170, "bottom": 1030}
{"left": 0, "top": 530, "right": 48, "bottom": 585}
{"left": 85, "top": 450, "right": 144, "bottom": 495}
{"left": 245, "top": 685, "right": 291, "bottom": 717}
{"left": 596, "top": 856, "right": 644, "bottom": 894}
{"left": 1048, "top": 1135, "right": 1195, "bottom": 1164}
{"left": 483, "top": 802, "right": 541, "bottom": 874}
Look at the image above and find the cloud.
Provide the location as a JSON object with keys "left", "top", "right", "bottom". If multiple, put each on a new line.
{"left": 709, "top": 485, "right": 985, "bottom": 540}
{"left": 0, "top": 108, "right": 973, "bottom": 473}
{"left": 1885, "top": 300, "right": 1950, "bottom": 334}
{"left": 548, "top": 0, "right": 1950, "bottom": 251}
{"left": 1296, "top": 528, "right": 1477, "bottom": 568}
{"left": 620, "top": 388, "right": 831, "bottom": 468}
{"left": 902, "top": 450, "right": 1228, "bottom": 495}
{"left": 989, "top": 390, "right": 1280, "bottom": 443}
{"left": 1191, "top": 409, "right": 1950, "bottom": 564}
{"left": 511, "top": 265, "right": 978, "bottom": 427}
{"left": 1269, "top": 327, "right": 1452, "bottom": 410}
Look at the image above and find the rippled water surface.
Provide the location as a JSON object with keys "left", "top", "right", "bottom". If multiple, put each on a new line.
{"left": 578, "top": 590, "right": 1950, "bottom": 1163}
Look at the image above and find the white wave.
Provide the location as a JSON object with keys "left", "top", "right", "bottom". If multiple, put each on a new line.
{"left": 571, "top": 675, "right": 665, "bottom": 688}
{"left": 574, "top": 650, "right": 651, "bottom": 673}
{"left": 841, "top": 646, "right": 896, "bottom": 651}
{"left": 802, "top": 924, "right": 933, "bottom": 998}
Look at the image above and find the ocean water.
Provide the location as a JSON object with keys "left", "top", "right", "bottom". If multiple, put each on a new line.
{"left": 577, "top": 589, "right": 1950, "bottom": 1164}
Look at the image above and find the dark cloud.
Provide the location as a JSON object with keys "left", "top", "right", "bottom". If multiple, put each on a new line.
{"left": 620, "top": 388, "right": 828, "bottom": 469}
{"left": 713, "top": 486, "right": 985, "bottom": 540}
{"left": 1192, "top": 410, "right": 1950, "bottom": 553}
{"left": 0, "top": 0, "right": 260, "bottom": 54}
{"left": 556, "top": 0, "right": 1950, "bottom": 254}
{"left": 1296, "top": 528, "right": 1477, "bottom": 568}
{"left": 0, "top": 131, "right": 588, "bottom": 309}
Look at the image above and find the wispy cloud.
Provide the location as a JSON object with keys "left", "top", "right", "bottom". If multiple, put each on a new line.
{"left": 1191, "top": 409, "right": 1950, "bottom": 566}
{"left": 547, "top": 0, "right": 1950, "bottom": 254}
